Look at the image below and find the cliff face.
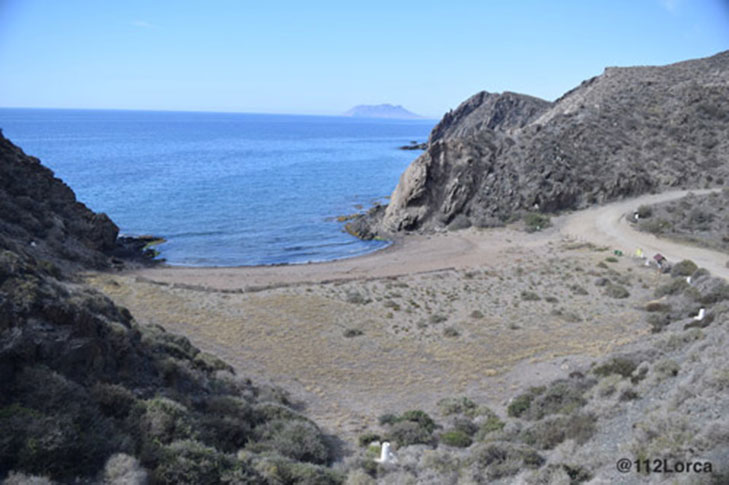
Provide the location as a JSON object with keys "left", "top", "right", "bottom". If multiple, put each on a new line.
{"left": 354, "top": 50, "right": 729, "bottom": 236}
{"left": 0, "top": 133, "right": 120, "bottom": 270}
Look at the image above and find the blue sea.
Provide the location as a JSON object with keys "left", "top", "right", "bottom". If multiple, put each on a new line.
{"left": 0, "top": 108, "right": 434, "bottom": 266}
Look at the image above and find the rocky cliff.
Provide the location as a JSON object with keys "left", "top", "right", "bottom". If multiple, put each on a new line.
{"left": 350, "top": 50, "right": 729, "bottom": 237}
{"left": 0, "top": 132, "right": 158, "bottom": 272}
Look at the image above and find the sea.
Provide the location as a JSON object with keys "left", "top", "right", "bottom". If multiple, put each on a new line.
{"left": 0, "top": 108, "right": 434, "bottom": 266}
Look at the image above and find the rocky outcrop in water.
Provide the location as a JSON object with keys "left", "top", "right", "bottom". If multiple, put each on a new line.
{"left": 351, "top": 50, "right": 729, "bottom": 237}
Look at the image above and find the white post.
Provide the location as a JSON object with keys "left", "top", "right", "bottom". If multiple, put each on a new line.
{"left": 376, "top": 442, "right": 397, "bottom": 464}
{"left": 694, "top": 308, "right": 705, "bottom": 321}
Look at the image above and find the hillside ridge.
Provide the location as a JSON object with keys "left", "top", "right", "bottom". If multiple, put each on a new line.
{"left": 347, "top": 50, "right": 729, "bottom": 238}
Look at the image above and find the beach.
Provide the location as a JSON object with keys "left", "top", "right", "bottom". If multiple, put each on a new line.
{"left": 83, "top": 189, "right": 727, "bottom": 444}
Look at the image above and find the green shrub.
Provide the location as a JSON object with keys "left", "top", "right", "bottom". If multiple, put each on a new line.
{"left": 523, "top": 213, "right": 551, "bottom": 232}
{"left": 655, "top": 278, "right": 689, "bottom": 297}
{"left": 254, "top": 457, "right": 343, "bottom": 485}
{"left": 605, "top": 256, "right": 619, "bottom": 263}
{"left": 92, "top": 383, "right": 136, "bottom": 419}
{"left": 343, "top": 328, "right": 363, "bottom": 338}
{"left": 346, "top": 291, "right": 370, "bottom": 305}
{"left": 605, "top": 283, "right": 629, "bottom": 299}
{"left": 522, "top": 380, "right": 590, "bottom": 420}
{"left": 443, "top": 326, "right": 460, "bottom": 338}
{"left": 521, "top": 414, "right": 596, "bottom": 450}
{"left": 437, "top": 396, "right": 477, "bottom": 416}
{"left": 429, "top": 314, "right": 447, "bottom": 324}
{"left": 378, "top": 413, "right": 399, "bottom": 426}
{"left": 381, "top": 410, "right": 437, "bottom": 447}
{"left": 387, "top": 421, "right": 434, "bottom": 447}
{"left": 476, "top": 414, "right": 506, "bottom": 439}
{"left": 698, "top": 280, "right": 729, "bottom": 304}
{"left": 256, "top": 419, "right": 329, "bottom": 464}
{"left": 440, "top": 429, "right": 473, "bottom": 448}
{"left": 639, "top": 218, "right": 672, "bottom": 234}
{"left": 636, "top": 205, "right": 653, "bottom": 218}
{"left": 593, "top": 358, "right": 637, "bottom": 379}
{"left": 358, "top": 432, "right": 381, "bottom": 447}
{"left": 138, "top": 397, "right": 196, "bottom": 444}
{"left": 470, "top": 310, "right": 484, "bottom": 319}
{"left": 671, "top": 260, "right": 698, "bottom": 277}
{"left": 153, "top": 439, "right": 239, "bottom": 485}
{"left": 507, "top": 387, "right": 545, "bottom": 418}
{"left": 400, "top": 410, "right": 436, "bottom": 433}
{"left": 472, "top": 443, "right": 545, "bottom": 480}
{"left": 520, "top": 291, "right": 541, "bottom": 301}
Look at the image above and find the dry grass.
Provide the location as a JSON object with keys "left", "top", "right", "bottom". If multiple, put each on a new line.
{"left": 85, "top": 243, "right": 661, "bottom": 444}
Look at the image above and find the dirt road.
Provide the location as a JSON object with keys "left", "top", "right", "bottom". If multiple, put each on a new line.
{"left": 559, "top": 188, "right": 728, "bottom": 279}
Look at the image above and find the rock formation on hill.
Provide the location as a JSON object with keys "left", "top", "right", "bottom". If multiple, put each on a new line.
{"left": 348, "top": 50, "right": 729, "bottom": 238}
{"left": 0, "top": 133, "right": 340, "bottom": 483}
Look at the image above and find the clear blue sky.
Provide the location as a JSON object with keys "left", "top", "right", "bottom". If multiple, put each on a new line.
{"left": 1, "top": 0, "right": 727, "bottom": 118}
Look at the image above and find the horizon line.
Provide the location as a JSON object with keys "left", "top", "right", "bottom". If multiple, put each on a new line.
{"left": 0, "top": 105, "right": 442, "bottom": 121}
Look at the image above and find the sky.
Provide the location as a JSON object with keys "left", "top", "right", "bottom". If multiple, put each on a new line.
{"left": 0, "top": 0, "right": 728, "bottom": 118}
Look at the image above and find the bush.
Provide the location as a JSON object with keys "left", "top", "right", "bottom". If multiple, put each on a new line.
{"left": 346, "top": 291, "right": 370, "bottom": 305}
{"left": 636, "top": 205, "right": 653, "bottom": 218}
{"left": 103, "top": 453, "right": 148, "bottom": 485}
{"left": 440, "top": 429, "right": 472, "bottom": 448}
{"left": 507, "top": 387, "right": 545, "bottom": 418}
{"left": 521, "top": 414, "right": 596, "bottom": 450}
{"left": 256, "top": 419, "right": 329, "bottom": 464}
{"left": 523, "top": 213, "right": 551, "bottom": 232}
{"left": 358, "top": 432, "right": 381, "bottom": 447}
{"left": 605, "top": 283, "right": 629, "bottom": 299}
{"left": 343, "top": 328, "right": 364, "bottom": 338}
{"left": 476, "top": 414, "right": 506, "bottom": 440}
{"left": 470, "top": 310, "right": 484, "bottom": 319}
{"left": 400, "top": 410, "right": 436, "bottom": 433}
{"left": 443, "top": 326, "right": 460, "bottom": 338}
{"left": 138, "top": 397, "right": 196, "bottom": 444}
{"left": 381, "top": 410, "right": 437, "bottom": 447}
{"left": 655, "top": 278, "right": 689, "bottom": 297}
{"left": 437, "top": 396, "right": 477, "bottom": 416}
{"left": 520, "top": 291, "right": 541, "bottom": 301}
{"left": 593, "top": 357, "right": 638, "bottom": 379}
{"left": 429, "top": 314, "right": 447, "bottom": 324}
{"left": 521, "top": 379, "right": 591, "bottom": 420}
{"left": 253, "top": 456, "right": 343, "bottom": 485}
{"left": 671, "top": 259, "right": 698, "bottom": 277}
{"left": 153, "top": 440, "right": 241, "bottom": 485}
{"left": 2, "top": 472, "right": 54, "bottom": 485}
{"left": 605, "top": 256, "right": 618, "bottom": 263}
{"left": 472, "top": 443, "right": 545, "bottom": 480}
{"left": 639, "top": 218, "right": 672, "bottom": 234}
{"left": 387, "top": 421, "right": 434, "bottom": 447}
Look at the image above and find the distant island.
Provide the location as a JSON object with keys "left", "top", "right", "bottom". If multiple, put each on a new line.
{"left": 342, "top": 104, "right": 424, "bottom": 119}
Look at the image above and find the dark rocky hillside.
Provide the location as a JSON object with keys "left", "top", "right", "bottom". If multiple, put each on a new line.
{"left": 348, "top": 50, "right": 729, "bottom": 237}
{"left": 0, "top": 132, "right": 158, "bottom": 273}
{"left": 0, "top": 134, "right": 341, "bottom": 484}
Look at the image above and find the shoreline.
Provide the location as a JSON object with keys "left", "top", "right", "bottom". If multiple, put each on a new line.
{"left": 122, "top": 188, "right": 729, "bottom": 291}
{"left": 155, "top": 235, "right": 401, "bottom": 270}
